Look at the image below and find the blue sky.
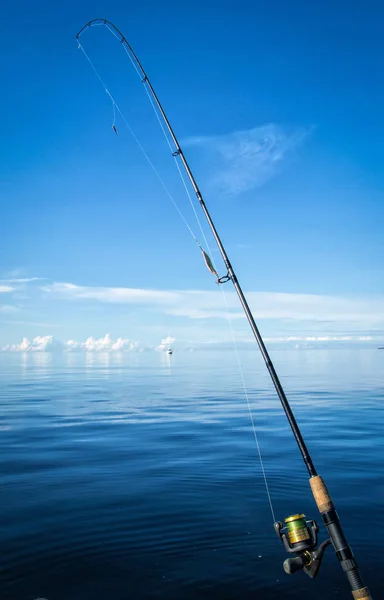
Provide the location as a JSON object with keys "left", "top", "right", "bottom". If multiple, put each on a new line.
{"left": 1, "top": 0, "right": 383, "bottom": 350}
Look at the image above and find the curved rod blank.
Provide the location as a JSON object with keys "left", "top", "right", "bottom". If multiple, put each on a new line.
{"left": 77, "top": 17, "right": 315, "bottom": 476}
{"left": 77, "top": 19, "right": 203, "bottom": 196}
{"left": 77, "top": 19, "right": 149, "bottom": 83}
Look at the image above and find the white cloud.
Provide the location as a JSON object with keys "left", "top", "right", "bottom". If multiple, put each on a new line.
{"left": 64, "top": 339, "right": 82, "bottom": 351}
{"left": 263, "top": 335, "right": 373, "bottom": 343}
{"left": 1, "top": 278, "right": 43, "bottom": 284}
{"left": 43, "top": 282, "right": 179, "bottom": 305}
{"left": 2, "top": 319, "right": 59, "bottom": 327}
{"left": 41, "top": 282, "right": 384, "bottom": 327}
{"left": 74, "top": 334, "right": 140, "bottom": 352}
{"left": 0, "top": 286, "right": 13, "bottom": 293}
{"left": 1, "top": 334, "right": 140, "bottom": 353}
{"left": 184, "top": 124, "right": 306, "bottom": 194}
{"left": 166, "top": 307, "right": 244, "bottom": 320}
{"left": 156, "top": 335, "right": 176, "bottom": 352}
{"left": 1, "top": 332, "right": 380, "bottom": 352}
{"left": 3, "top": 335, "right": 64, "bottom": 352}
{"left": 0, "top": 305, "right": 19, "bottom": 313}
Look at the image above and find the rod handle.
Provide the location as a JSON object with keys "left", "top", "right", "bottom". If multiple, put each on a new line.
{"left": 309, "top": 476, "right": 373, "bottom": 599}
{"left": 309, "top": 475, "right": 333, "bottom": 513}
{"left": 352, "top": 588, "right": 372, "bottom": 599}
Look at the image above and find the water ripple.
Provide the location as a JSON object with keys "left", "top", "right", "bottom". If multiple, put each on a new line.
{"left": 1, "top": 349, "right": 383, "bottom": 599}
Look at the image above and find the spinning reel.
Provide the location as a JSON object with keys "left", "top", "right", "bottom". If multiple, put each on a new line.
{"left": 274, "top": 514, "right": 331, "bottom": 578}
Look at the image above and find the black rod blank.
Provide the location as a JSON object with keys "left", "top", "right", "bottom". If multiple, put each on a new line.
{"left": 76, "top": 20, "right": 372, "bottom": 599}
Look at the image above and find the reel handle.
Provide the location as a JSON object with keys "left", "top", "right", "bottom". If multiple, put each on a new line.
{"left": 283, "top": 556, "right": 307, "bottom": 575}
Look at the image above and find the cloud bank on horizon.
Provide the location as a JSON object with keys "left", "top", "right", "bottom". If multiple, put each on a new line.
{"left": 1, "top": 333, "right": 375, "bottom": 353}
{"left": 1, "top": 277, "right": 383, "bottom": 348}
{"left": 2, "top": 334, "right": 141, "bottom": 353}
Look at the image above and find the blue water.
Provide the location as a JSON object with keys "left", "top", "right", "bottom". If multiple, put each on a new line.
{"left": 1, "top": 349, "right": 383, "bottom": 599}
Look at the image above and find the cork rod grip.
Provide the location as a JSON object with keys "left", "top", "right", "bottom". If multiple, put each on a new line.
{"left": 352, "top": 587, "right": 372, "bottom": 599}
{"left": 310, "top": 476, "right": 373, "bottom": 599}
{"left": 309, "top": 475, "right": 334, "bottom": 513}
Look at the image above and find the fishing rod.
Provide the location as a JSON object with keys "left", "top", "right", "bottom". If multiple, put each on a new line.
{"left": 76, "top": 19, "right": 372, "bottom": 599}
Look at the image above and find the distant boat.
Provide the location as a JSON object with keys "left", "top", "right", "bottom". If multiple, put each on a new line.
{"left": 167, "top": 346, "right": 173, "bottom": 355}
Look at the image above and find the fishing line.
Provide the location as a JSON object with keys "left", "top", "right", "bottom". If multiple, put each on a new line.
{"left": 121, "top": 33, "right": 277, "bottom": 518}
{"left": 77, "top": 41, "right": 201, "bottom": 246}
{"left": 106, "top": 89, "right": 117, "bottom": 132}
{"left": 220, "top": 288, "right": 276, "bottom": 522}
{"left": 78, "top": 35, "right": 276, "bottom": 522}
{"left": 121, "top": 42, "right": 214, "bottom": 259}
{"left": 201, "top": 239, "right": 276, "bottom": 522}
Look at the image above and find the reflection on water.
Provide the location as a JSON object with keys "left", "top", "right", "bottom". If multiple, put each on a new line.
{"left": 0, "top": 349, "right": 383, "bottom": 599}
{"left": 160, "top": 350, "right": 173, "bottom": 377}
{"left": 85, "top": 350, "right": 111, "bottom": 373}
{"left": 19, "top": 350, "right": 53, "bottom": 376}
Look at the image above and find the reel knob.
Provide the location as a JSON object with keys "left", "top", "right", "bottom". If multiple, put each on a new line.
{"left": 283, "top": 555, "right": 307, "bottom": 575}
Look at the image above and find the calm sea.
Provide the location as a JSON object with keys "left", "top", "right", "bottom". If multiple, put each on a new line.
{"left": 1, "top": 348, "right": 383, "bottom": 599}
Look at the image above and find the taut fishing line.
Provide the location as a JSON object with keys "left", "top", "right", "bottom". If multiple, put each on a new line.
{"left": 77, "top": 41, "right": 201, "bottom": 247}
{"left": 77, "top": 32, "right": 276, "bottom": 524}
{"left": 121, "top": 42, "right": 212, "bottom": 254}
